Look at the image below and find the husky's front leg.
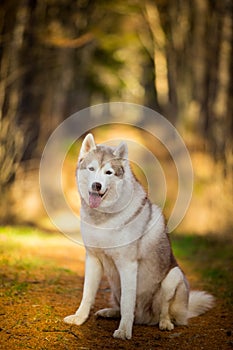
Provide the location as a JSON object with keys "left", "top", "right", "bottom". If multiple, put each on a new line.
{"left": 113, "top": 261, "right": 137, "bottom": 340}
{"left": 64, "top": 253, "right": 102, "bottom": 326}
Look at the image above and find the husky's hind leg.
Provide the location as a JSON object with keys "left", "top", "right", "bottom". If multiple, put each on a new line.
{"left": 159, "top": 266, "right": 187, "bottom": 330}
{"left": 170, "top": 277, "right": 189, "bottom": 326}
{"left": 95, "top": 308, "right": 120, "bottom": 318}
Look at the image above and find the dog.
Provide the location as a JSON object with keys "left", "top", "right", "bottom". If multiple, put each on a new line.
{"left": 64, "top": 133, "right": 214, "bottom": 340}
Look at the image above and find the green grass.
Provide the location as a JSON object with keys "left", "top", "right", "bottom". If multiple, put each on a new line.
{"left": 171, "top": 233, "right": 233, "bottom": 304}
{"left": 4, "top": 280, "right": 29, "bottom": 297}
{"left": 0, "top": 226, "right": 54, "bottom": 270}
{"left": 0, "top": 226, "right": 77, "bottom": 300}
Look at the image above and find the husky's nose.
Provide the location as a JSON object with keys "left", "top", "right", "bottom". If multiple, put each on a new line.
{"left": 92, "top": 182, "right": 102, "bottom": 192}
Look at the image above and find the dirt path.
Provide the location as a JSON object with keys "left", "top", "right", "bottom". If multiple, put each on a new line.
{"left": 0, "top": 230, "right": 233, "bottom": 350}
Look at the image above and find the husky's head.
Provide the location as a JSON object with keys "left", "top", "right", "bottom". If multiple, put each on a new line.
{"left": 77, "top": 134, "right": 131, "bottom": 210}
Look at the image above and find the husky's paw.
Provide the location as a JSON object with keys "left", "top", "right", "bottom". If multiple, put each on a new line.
{"left": 113, "top": 327, "right": 132, "bottom": 340}
{"left": 95, "top": 308, "right": 120, "bottom": 319}
{"left": 63, "top": 313, "right": 88, "bottom": 326}
{"left": 159, "top": 319, "right": 174, "bottom": 331}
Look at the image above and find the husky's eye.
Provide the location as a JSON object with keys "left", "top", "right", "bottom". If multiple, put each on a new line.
{"left": 88, "top": 166, "right": 95, "bottom": 171}
{"left": 105, "top": 170, "right": 113, "bottom": 175}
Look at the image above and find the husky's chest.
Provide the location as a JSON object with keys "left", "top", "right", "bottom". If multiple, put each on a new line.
{"left": 80, "top": 198, "right": 156, "bottom": 249}
{"left": 87, "top": 243, "right": 138, "bottom": 278}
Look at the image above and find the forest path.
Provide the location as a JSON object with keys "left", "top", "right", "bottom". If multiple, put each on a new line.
{"left": 0, "top": 227, "right": 232, "bottom": 350}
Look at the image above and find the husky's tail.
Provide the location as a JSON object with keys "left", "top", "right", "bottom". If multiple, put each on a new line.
{"left": 188, "top": 291, "right": 215, "bottom": 318}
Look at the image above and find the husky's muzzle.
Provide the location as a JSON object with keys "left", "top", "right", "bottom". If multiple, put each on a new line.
{"left": 89, "top": 182, "right": 107, "bottom": 208}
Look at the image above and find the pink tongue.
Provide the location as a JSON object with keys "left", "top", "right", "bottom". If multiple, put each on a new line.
{"left": 89, "top": 193, "right": 102, "bottom": 208}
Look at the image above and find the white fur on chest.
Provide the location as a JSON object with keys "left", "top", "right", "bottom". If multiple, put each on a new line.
{"left": 81, "top": 201, "right": 163, "bottom": 249}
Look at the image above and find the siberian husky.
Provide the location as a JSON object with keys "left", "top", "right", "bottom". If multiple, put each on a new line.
{"left": 64, "top": 133, "right": 214, "bottom": 340}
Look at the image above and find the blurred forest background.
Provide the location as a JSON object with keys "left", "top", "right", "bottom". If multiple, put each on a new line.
{"left": 0, "top": 0, "right": 232, "bottom": 235}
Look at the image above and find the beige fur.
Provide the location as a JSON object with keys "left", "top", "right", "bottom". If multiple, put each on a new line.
{"left": 64, "top": 134, "right": 214, "bottom": 340}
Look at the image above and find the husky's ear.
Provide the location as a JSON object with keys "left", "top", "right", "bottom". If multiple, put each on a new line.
{"left": 79, "top": 133, "right": 96, "bottom": 159}
{"left": 113, "top": 141, "right": 128, "bottom": 159}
